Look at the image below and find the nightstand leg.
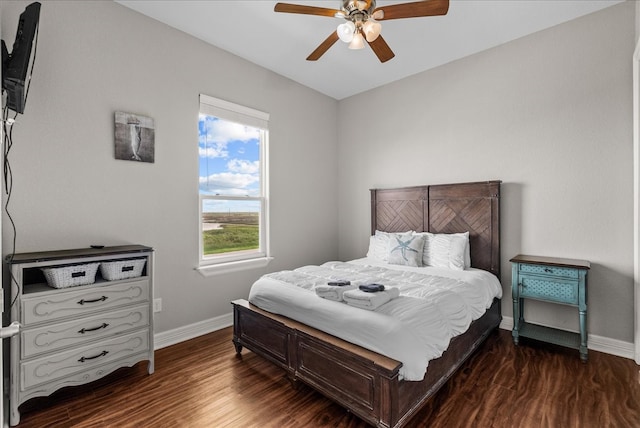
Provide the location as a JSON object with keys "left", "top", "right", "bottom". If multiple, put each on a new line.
{"left": 512, "top": 297, "right": 520, "bottom": 345}
{"left": 519, "top": 299, "right": 525, "bottom": 324}
{"left": 579, "top": 309, "right": 588, "bottom": 362}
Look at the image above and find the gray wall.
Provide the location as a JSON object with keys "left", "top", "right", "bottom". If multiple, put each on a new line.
{"left": 338, "top": 2, "right": 634, "bottom": 342}
{"left": 0, "top": 0, "right": 339, "bottom": 333}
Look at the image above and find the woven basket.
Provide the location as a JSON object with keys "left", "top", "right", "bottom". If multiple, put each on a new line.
{"left": 100, "top": 258, "right": 146, "bottom": 281}
{"left": 41, "top": 262, "right": 100, "bottom": 289}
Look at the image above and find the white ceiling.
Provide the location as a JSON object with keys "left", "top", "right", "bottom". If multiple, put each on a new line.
{"left": 115, "top": 0, "right": 623, "bottom": 100}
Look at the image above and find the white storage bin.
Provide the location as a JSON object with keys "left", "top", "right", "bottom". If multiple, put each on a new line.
{"left": 41, "top": 262, "right": 100, "bottom": 289}
{"left": 100, "top": 258, "right": 146, "bottom": 281}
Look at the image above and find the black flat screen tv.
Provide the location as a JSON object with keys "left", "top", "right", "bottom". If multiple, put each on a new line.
{"left": 2, "top": 2, "right": 41, "bottom": 114}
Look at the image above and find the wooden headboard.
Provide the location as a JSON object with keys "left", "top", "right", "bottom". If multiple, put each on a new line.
{"left": 370, "top": 180, "right": 501, "bottom": 277}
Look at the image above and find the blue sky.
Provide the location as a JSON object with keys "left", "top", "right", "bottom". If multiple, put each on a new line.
{"left": 198, "top": 114, "right": 261, "bottom": 213}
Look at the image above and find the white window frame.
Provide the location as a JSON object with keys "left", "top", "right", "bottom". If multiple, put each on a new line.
{"left": 197, "top": 94, "right": 272, "bottom": 276}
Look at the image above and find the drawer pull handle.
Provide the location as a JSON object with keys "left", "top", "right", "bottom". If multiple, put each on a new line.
{"left": 78, "top": 323, "right": 109, "bottom": 334}
{"left": 544, "top": 268, "right": 553, "bottom": 273}
{"left": 77, "top": 296, "right": 108, "bottom": 305}
{"left": 78, "top": 350, "right": 109, "bottom": 363}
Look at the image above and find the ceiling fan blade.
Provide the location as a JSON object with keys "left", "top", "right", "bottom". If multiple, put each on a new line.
{"left": 274, "top": 3, "right": 341, "bottom": 18}
{"left": 367, "top": 35, "right": 395, "bottom": 63}
{"left": 307, "top": 31, "right": 340, "bottom": 61}
{"left": 375, "top": 0, "right": 449, "bottom": 21}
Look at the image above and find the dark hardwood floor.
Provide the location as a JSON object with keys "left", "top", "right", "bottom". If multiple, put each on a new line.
{"left": 16, "top": 327, "right": 640, "bottom": 427}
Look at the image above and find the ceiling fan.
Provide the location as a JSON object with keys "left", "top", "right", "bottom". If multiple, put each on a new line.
{"left": 274, "top": 0, "right": 449, "bottom": 63}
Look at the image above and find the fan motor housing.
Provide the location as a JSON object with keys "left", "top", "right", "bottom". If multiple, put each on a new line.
{"left": 342, "top": 0, "right": 376, "bottom": 16}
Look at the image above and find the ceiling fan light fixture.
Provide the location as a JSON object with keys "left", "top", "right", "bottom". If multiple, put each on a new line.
{"left": 337, "top": 21, "right": 356, "bottom": 43}
{"left": 362, "top": 19, "right": 381, "bottom": 42}
{"left": 348, "top": 32, "right": 365, "bottom": 50}
{"left": 273, "top": 0, "right": 450, "bottom": 62}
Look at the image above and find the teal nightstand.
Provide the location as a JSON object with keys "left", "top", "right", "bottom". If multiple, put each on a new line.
{"left": 510, "top": 254, "right": 590, "bottom": 362}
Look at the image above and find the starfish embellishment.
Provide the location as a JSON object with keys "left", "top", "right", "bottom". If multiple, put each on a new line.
{"left": 390, "top": 236, "right": 418, "bottom": 261}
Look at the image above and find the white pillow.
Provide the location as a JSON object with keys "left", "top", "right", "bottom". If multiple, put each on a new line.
{"left": 413, "top": 232, "right": 433, "bottom": 266}
{"left": 412, "top": 232, "right": 434, "bottom": 266}
{"left": 367, "top": 230, "right": 414, "bottom": 262}
{"left": 387, "top": 233, "right": 424, "bottom": 267}
{"left": 453, "top": 231, "right": 471, "bottom": 268}
{"left": 414, "top": 231, "right": 470, "bottom": 270}
{"left": 366, "top": 235, "right": 387, "bottom": 261}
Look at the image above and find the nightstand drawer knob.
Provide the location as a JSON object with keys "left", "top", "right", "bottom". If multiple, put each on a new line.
{"left": 544, "top": 268, "right": 552, "bottom": 273}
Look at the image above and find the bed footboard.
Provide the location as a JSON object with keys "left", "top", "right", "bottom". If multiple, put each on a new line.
{"left": 232, "top": 298, "right": 501, "bottom": 428}
{"left": 233, "top": 299, "right": 402, "bottom": 427}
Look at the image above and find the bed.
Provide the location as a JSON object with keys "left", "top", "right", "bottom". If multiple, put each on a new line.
{"left": 232, "top": 180, "right": 501, "bottom": 428}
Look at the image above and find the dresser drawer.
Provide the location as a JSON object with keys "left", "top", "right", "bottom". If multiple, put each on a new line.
{"left": 20, "top": 329, "right": 149, "bottom": 390}
{"left": 519, "top": 275, "right": 579, "bottom": 305}
{"left": 518, "top": 263, "right": 578, "bottom": 279}
{"left": 21, "top": 304, "right": 150, "bottom": 359}
{"left": 21, "top": 279, "right": 149, "bottom": 325}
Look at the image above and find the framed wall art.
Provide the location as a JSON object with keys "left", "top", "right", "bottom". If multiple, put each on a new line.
{"left": 114, "top": 111, "right": 155, "bottom": 163}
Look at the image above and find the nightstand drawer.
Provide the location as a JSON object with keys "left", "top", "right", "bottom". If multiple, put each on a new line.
{"left": 520, "top": 275, "right": 578, "bottom": 305}
{"left": 519, "top": 263, "right": 578, "bottom": 279}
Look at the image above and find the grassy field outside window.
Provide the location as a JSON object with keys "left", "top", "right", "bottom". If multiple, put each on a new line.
{"left": 202, "top": 212, "right": 259, "bottom": 255}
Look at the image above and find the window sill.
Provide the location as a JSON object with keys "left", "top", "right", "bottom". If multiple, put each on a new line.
{"left": 196, "top": 257, "right": 274, "bottom": 277}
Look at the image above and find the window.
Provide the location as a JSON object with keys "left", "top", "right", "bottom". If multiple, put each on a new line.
{"left": 198, "top": 95, "right": 270, "bottom": 271}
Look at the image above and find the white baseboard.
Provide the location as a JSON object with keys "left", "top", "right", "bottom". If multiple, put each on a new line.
{"left": 154, "top": 312, "right": 233, "bottom": 350}
{"left": 500, "top": 316, "right": 635, "bottom": 360}
{"left": 153, "top": 312, "right": 636, "bottom": 361}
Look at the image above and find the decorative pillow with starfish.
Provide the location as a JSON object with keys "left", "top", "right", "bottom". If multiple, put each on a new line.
{"left": 387, "top": 233, "right": 424, "bottom": 267}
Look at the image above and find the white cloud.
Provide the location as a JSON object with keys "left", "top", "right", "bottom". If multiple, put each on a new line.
{"left": 204, "top": 119, "right": 260, "bottom": 145}
{"left": 199, "top": 172, "right": 258, "bottom": 196}
{"left": 199, "top": 119, "right": 259, "bottom": 159}
{"left": 227, "top": 159, "right": 259, "bottom": 174}
{"left": 199, "top": 144, "right": 228, "bottom": 159}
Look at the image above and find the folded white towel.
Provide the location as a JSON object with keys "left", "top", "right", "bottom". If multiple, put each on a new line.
{"left": 343, "top": 287, "right": 400, "bottom": 310}
{"left": 315, "top": 284, "right": 356, "bottom": 301}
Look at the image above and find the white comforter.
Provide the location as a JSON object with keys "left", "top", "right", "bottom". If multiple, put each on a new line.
{"left": 248, "top": 258, "right": 502, "bottom": 381}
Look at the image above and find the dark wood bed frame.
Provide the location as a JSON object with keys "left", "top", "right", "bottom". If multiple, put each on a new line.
{"left": 232, "top": 180, "right": 501, "bottom": 427}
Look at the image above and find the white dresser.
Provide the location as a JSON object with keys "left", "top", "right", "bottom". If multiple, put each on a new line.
{"left": 6, "top": 245, "right": 154, "bottom": 426}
